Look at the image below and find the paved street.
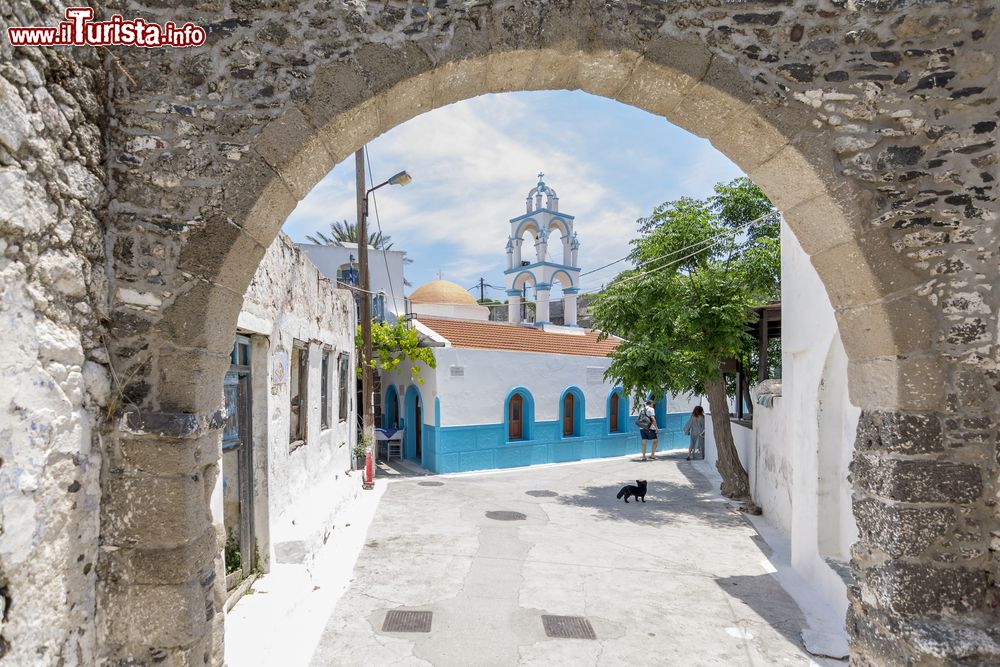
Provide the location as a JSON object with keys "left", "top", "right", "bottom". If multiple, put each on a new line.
{"left": 308, "top": 454, "right": 834, "bottom": 666}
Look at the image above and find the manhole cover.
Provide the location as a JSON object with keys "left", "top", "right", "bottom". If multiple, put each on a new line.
{"left": 525, "top": 490, "right": 558, "bottom": 497}
{"left": 418, "top": 481, "right": 444, "bottom": 486}
{"left": 542, "top": 615, "right": 596, "bottom": 640}
{"left": 485, "top": 510, "right": 527, "bottom": 521}
{"left": 382, "top": 610, "right": 433, "bottom": 633}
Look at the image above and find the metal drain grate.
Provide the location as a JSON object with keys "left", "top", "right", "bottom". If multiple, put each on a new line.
{"left": 485, "top": 510, "right": 527, "bottom": 521}
{"left": 525, "top": 490, "right": 558, "bottom": 497}
{"left": 418, "top": 481, "right": 444, "bottom": 487}
{"left": 542, "top": 615, "right": 596, "bottom": 640}
{"left": 382, "top": 610, "right": 433, "bottom": 633}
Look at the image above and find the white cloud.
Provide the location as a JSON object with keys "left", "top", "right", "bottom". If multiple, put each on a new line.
{"left": 283, "top": 91, "right": 747, "bottom": 292}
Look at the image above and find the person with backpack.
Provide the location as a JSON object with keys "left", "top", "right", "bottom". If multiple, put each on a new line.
{"left": 637, "top": 399, "right": 659, "bottom": 461}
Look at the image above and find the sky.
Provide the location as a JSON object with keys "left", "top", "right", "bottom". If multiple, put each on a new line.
{"left": 282, "top": 90, "right": 746, "bottom": 300}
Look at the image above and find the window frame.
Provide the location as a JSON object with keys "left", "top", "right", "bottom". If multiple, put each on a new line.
{"left": 504, "top": 387, "right": 534, "bottom": 443}
{"left": 559, "top": 387, "right": 585, "bottom": 439}
{"left": 509, "top": 394, "right": 524, "bottom": 440}
{"left": 289, "top": 342, "right": 309, "bottom": 448}
{"left": 320, "top": 348, "right": 331, "bottom": 431}
{"left": 608, "top": 388, "right": 628, "bottom": 435}
{"left": 337, "top": 352, "right": 350, "bottom": 423}
{"left": 609, "top": 392, "right": 620, "bottom": 433}
{"left": 563, "top": 393, "right": 575, "bottom": 437}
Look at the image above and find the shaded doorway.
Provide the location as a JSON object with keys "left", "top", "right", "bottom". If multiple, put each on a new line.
{"left": 415, "top": 401, "right": 422, "bottom": 460}
{"left": 404, "top": 385, "right": 423, "bottom": 464}
{"left": 384, "top": 385, "right": 400, "bottom": 428}
{"left": 223, "top": 335, "right": 255, "bottom": 589}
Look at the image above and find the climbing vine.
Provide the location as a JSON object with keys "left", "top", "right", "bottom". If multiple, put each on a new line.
{"left": 357, "top": 321, "right": 436, "bottom": 383}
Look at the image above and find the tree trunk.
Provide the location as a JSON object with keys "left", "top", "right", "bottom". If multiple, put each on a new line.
{"left": 705, "top": 370, "right": 750, "bottom": 499}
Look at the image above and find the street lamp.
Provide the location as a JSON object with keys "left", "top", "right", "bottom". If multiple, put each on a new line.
{"left": 363, "top": 170, "right": 412, "bottom": 215}
{"left": 356, "top": 158, "right": 411, "bottom": 474}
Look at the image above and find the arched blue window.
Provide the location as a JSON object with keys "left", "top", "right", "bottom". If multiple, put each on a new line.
{"left": 383, "top": 385, "right": 399, "bottom": 429}
{"left": 559, "top": 387, "right": 585, "bottom": 438}
{"left": 504, "top": 387, "right": 534, "bottom": 442}
{"left": 607, "top": 388, "right": 627, "bottom": 434}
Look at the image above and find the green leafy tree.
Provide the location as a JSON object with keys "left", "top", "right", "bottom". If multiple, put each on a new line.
{"left": 710, "top": 177, "right": 781, "bottom": 244}
{"left": 358, "top": 320, "right": 436, "bottom": 383}
{"left": 307, "top": 219, "right": 393, "bottom": 250}
{"left": 590, "top": 179, "right": 779, "bottom": 499}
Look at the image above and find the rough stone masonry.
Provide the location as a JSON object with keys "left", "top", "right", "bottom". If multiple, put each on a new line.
{"left": 0, "top": 0, "right": 997, "bottom": 665}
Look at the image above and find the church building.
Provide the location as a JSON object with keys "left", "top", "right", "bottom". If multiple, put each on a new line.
{"left": 378, "top": 176, "right": 680, "bottom": 474}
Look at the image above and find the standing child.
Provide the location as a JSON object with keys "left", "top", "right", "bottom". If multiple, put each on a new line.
{"left": 684, "top": 405, "right": 706, "bottom": 460}
{"left": 637, "top": 399, "right": 659, "bottom": 461}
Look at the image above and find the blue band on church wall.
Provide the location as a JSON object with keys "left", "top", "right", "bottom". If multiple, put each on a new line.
{"left": 412, "top": 412, "right": 690, "bottom": 474}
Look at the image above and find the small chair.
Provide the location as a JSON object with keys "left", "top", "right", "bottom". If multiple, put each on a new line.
{"left": 375, "top": 427, "right": 404, "bottom": 461}
{"left": 386, "top": 433, "right": 403, "bottom": 461}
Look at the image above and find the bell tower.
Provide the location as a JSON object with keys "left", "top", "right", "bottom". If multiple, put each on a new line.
{"left": 504, "top": 174, "right": 581, "bottom": 326}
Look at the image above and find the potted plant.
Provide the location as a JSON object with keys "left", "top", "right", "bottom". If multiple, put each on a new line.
{"left": 354, "top": 435, "right": 370, "bottom": 470}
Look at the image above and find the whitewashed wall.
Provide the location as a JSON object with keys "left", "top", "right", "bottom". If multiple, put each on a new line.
{"left": 433, "top": 347, "right": 619, "bottom": 425}
{"left": 235, "top": 235, "right": 358, "bottom": 570}
{"left": 703, "top": 222, "right": 860, "bottom": 626}
{"left": 782, "top": 222, "right": 860, "bottom": 622}
{"left": 385, "top": 344, "right": 698, "bottom": 430}
{"left": 299, "top": 242, "right": 407, "bottom": 317}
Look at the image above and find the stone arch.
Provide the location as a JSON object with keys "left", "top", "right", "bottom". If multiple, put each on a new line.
{"left": 98, "top": 3, "right": 996, "bottom": 664}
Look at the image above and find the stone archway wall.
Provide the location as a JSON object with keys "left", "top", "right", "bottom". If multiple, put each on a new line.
{"left": 6, "top": 0, "right": 988, "bottom": 664}
{"left": 0, "top": 12, "right": 108, "bottom": 663}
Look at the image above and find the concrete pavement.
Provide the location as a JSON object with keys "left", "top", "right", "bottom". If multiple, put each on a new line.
{"left": 307, "top": 452, "right": 839, "bottom": 666}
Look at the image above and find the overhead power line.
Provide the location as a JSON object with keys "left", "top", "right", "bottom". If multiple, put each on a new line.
{"left": 576, "top": 213, "right": 772, "bottom": 294}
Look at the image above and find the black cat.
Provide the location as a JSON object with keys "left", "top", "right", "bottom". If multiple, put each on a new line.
{"left": 616, "top": 479, "right": 647, "bottom": 503}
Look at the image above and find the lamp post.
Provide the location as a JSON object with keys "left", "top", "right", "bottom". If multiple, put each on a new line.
{"left": 355, "top": 148, "right": 411, "bottom": 468}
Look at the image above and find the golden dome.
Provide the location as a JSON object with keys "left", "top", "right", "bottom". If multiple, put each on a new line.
{"left": 408, "top": 279, "right": 478, "bottom": 305}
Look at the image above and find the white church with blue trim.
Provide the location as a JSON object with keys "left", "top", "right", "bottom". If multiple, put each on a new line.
{"left": 378, "top": 176, "right": 693, "bottom": 474}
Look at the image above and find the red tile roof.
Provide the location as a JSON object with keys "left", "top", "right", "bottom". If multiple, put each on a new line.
{"left": 416, "top": 317, "right": 620, "bottom": 358}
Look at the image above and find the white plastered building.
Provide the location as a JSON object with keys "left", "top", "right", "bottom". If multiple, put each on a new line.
{"left": 703, "top": 220, "right": 860, "bottom": 650}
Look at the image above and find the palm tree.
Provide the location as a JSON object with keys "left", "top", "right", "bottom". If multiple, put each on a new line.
{"left": 306, "top": 219, "right": 394, "bottom": 250}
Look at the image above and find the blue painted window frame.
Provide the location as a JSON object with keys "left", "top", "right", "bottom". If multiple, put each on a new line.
{"left": 383, "top": 384, "right": 399, "bottom": 429}
{"left": 504, "top": 387, "right": 534, "bottom": 442}
{"left": 607, "top": 387, "right": 628, "bottom": 434}
{"left": 559, "top": 386, "right": 585, "bottom": 439}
